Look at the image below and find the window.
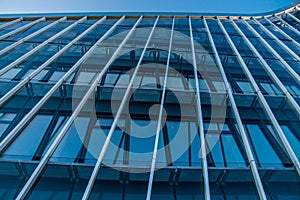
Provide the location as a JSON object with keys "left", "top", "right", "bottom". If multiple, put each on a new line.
{"left": 2, "top": 115, "right": 53, "bottom": 160}
{"left": 205, "top": 123, "right": 246, "bottom": 167}
{"left": 0, "top": 112, "right": 16, "bottom": 138}
{"left": 237, "top": 81, "right": 254, "bottom": 94}
{"left": 245, "top": 124, "right": 283, "bottom": 167}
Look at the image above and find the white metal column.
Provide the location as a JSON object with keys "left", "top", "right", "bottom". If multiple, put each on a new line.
{"left": 13, "top": 16, "right": 128, "bottom": 200}
{"left": 217, "top": 16, "right": 300, "bottom": 177}
{"left": 0, "top": 17, "right": 67, "bottom": 56}
{"left": 253, "top": 18, "right": 300, "bottom": 62}
{"left": 204, "top": 17, "right": 267, "bottom": 200}
{"left": 242, "top": 18, "right": 300, "bottom": 86}
{"left": 189, "top": 16, "right": 211, "bottom": 200}
{"left": 0, "top": 17, "right": 45, "bottom": 41}
{"left": 274, "top": 15, "right": 300, "bottom": 36}
{"left": 146, "top": 16, "right": 174, "bottom": 200}
{"left": 230, "top": 17, "right": 300, "bottom": 118}
{"left": 82, "top": 16, "right": 160, "bottom": 200}
{"left": 0, "top": 16, "right": 125, "bottom": 154}
{"left": 0, "top": 16, "right": 106, "bottom": 107}
{"left": 285, "top": 12, "right": 300, "bottom": 24}
{"left": 0, "top": 17, "right": 22, "bottom": 30}
{"left": 0, "top": 16, "right": 87, "bottom": 76}
{"left": 263, "top": 16, "right": 300, "bottom": 48}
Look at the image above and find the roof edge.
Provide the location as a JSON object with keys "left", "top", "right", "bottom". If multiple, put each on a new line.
{"left": 0, "top": 2, "right": 299, "bottom": 18}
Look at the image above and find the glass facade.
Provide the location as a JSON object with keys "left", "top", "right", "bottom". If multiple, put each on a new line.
{"left": 0, "top": 5, "right": 299, "bottom": 200}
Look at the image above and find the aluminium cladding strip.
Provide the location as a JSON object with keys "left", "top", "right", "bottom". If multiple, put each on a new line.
{"left": 230, "top": 18, "right": 300, "bottom": 117}
{"left": 203, "top": 17, "right": 267, "bottom": 200}
{"left": 0, "top": 16, "right": 125, "bottom": 156}
{"left": 263, "top": 17, "right": 300, "bottom": 48}
{"left": 253, "top": 18, "right": 300, "bottom": 61}
{"left": 273, "top": 15, "right": 300, "bottom": 37}
{"left": 0, "top": 16, "right": 87, "bottom": 77}
{"left": 0, "top": 16, "right": 106, "bottom": 107}
{"left": 82, "top": 16, "right": 155, "bottom": 200}
{"left": 0, "top": 17, "right": 67, "bottom": 56}
{"left": 188, "top": 17, "right": 210, "bottom": 200}
{"left": 0, "top": 17, "right": 23, "bottom": 30}
{"left": 146, "top": 16, "right": 175, "bottom": 200}
{"left": 0, "top": 17, "right": 45, "bottom": 41}
{"left": 15, "top": 15, "right": 138, "bottom": 200}
{"left": 217, "top": 16, "right": 300, "bottom": 177}
{"left": 241, "top": 18, "right": 300, "bottom": 86}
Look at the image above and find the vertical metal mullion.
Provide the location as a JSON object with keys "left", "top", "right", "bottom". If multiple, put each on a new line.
{"left": 274, "top": 15, "right": 300, "bottom": 36}
{"left": 0, "top": 16, "right": 106, "bottom": 107}
{"left": 189, "top": 17, "right": 210, "bottom": 200}
{"left": 0, "top": 16, "right": 87, "bottom": 77}
{"left": 0, "top": 17, "right": 67, "bottom": 57}
{"left": 285, "top": 12, "right": 300, "bottom": 24}
{"left": 229, "top": 17, "right": 300, "bottom": 117}
{"left": 14, "top": 15, "right": 131, "bottom": 200}
{"left": 0, "top": 16, "right": 124, "bottom": 154}
{"left": 253, "top": 18, "right": 300, "bottom": 61}
{"left": 82, "top": 16, "right": 158, "bottom": 200}
{"left": 146, "top": 16, "right": 175, "bottom": 200}
{"left": 263, "top": 17, "right": 300, "bottom": 48}
{"left": 0, "top": 17, "right": 23, "bottom": 30}
{"left": 241, "top": 18, "right": 300, "bottom": 86}
{"left": 0, "top": 17, "right": 45, "bottom": 41}
{"left": 217, "top": 16, "right": 300, "bottom": 177}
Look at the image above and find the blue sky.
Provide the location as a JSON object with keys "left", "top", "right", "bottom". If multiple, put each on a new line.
{"left": 0, "top": 0, "right": 299, "bottom": 14}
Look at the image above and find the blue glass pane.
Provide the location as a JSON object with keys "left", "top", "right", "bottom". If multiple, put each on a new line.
{"left": 246, "top": 124, "right": 283, "bottom": 167}
{"left": 3, "top": 115, "right": 53, "bottom": 160}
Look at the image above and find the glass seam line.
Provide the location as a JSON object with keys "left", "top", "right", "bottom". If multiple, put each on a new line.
{"left": 204, "top": 17, "right": 267, "bottom": 200}
{"left": 189, "top": 16, "right": 211, "bottom": 200}
{"left": 242, "top": 18, "right": 300, "bottom": 86}
{"left": 146, "top": 16, "right": 174, "bottom": 200}
{"left": 81, "top": 15, "right": 147, "bottom": 200}
{"left": 0, "top": 17, "right": 45, "bottom": 41}
{"left": 230, "top": 17, "right": 300, "bottom": 117}
{"left": 13, "top": 15, "right": 126, "bottom": 200}
{"left": 263, "top": 17, "right": 300, "bottom": 49}
{"left": 0, "top": 16, "right": 106, "bottom": 107}
{"left": 0, "top": 16, "right": 87, "bottom": 77}
{"left": 253, "top": 18, "right": 300, "bottom": 61}
{"left": 274, "top": 15, "right": 300, "bottom": 36}
{"left": 0, "top": 17, "right": 67, "bottom": 57}
{"left": 0, "top": 16, "right": 124, "bottom": 155}
{"left": 0, "top": 17, "right": 23, "bottom": 30}
{"left": 217, "top": 16, "right": 300, "bottom": 177}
